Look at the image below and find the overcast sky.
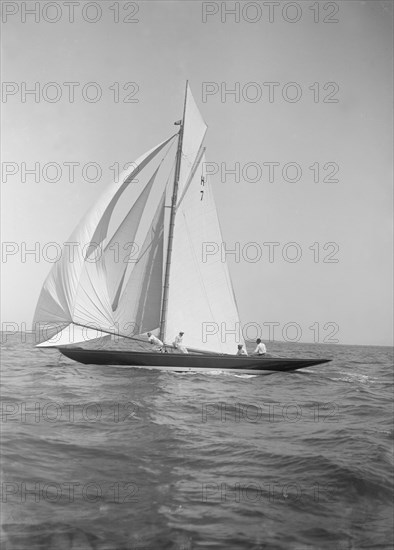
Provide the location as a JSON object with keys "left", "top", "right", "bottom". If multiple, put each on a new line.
{"left": 2, "top": 0, "right": 393, "bottom": 346}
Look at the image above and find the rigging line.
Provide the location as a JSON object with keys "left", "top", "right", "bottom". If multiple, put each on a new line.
{"left": 124, "top": 225, "right": 163, "bottom": 271}
{"left": 121, "top": 132, "right": 177, "bottom": 188}
{"left": 163, "top": 154, "right": 177, "bottom": 200}
{"left": 122, "top": 194, "right": 165, "bottom": 270}
{"left": 126, "top": 147, "right": 176, "bottom": 256}
{"left": 70, "top": 322, "right": 154, "bottom": 344}
{"left": 146, "top": 133, "right": 177, "bottom": 189}
{"left": 113, "top": 152, "right": 176, "bottom": 302}
{"left": 105, "top": 142, "right": 174, "bottom": 253}
{"left": 108, "top": 152, "right": 176, "bottom": 297}
{"left": 113, "top": 194, "right": 165, "bottom": 312}
{"left": 161, "top": 136, "right": 177, "bottom": 163}
{"left": 68, "top": 322, "right": 221, "bottom": 355}
{"left": 143, "top": 136, "right": 177, "bottom": 191}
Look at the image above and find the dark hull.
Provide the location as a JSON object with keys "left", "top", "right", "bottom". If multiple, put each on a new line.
{"left": 58, "top": 348, "right": 331, "bottom": 374}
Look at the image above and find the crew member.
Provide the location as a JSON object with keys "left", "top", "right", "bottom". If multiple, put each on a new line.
{"left": 147, "top": 332, "right": 163, "bottom": 352}
{"left": 236, "top": 344, "right": 248, "bottom": 356}
{"left": 173, "top": 331, "right": 188, "bottom": 354}
{"left": 253, "top": 338, "right": 267, "bottom": 355}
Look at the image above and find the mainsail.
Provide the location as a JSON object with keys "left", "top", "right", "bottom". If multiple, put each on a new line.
{"left": 34, "top": 84, "right": 244, "bottom": 353}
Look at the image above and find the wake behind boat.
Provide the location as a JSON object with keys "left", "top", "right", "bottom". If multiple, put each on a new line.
{"left": 33, "top": 83, "right": 330, "bottom": 374}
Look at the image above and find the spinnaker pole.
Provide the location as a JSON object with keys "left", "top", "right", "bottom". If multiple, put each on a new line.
{"left": 159, "top": 81, "right": 188, "bottom": 343}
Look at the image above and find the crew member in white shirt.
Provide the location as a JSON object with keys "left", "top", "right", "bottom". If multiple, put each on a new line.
{"left": 147, "top": 332, "right": 163, "bottom": 352}
{"left": 236, "top": 344, "right": 248, "bottom": 356}
{"left": 253, "top": 338, "right": 267, "bottom": 355}
{"left": 173, "top": 331, "right": 188, "bottom": 354}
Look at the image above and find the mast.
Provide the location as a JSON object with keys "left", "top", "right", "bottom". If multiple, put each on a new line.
{"left": 159, "top": 81, "right": 188, "bottom": 342}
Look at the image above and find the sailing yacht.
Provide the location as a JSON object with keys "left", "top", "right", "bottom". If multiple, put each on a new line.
{"left": 34, "top": 83, "right": 330, "bottom": 374}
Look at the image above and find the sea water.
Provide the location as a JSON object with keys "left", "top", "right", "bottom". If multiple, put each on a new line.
{"left": 1, "top": 333, "right": 393, "bottom": 549}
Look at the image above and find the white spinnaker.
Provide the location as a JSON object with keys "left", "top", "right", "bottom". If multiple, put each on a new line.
{"left": 164, "top": 154, "right": 244, "bottom": 354}
{"left": 33, "top": 135, "right": 175, "bottom": 345}
{"left": 178, "top": 84, "right": 207, "bottom": 197}
{"left": 114, "top": 191, "right": 165, "bottom": 336}
{"left": 104, "top": 165, "right": 159, "bottom": 310}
